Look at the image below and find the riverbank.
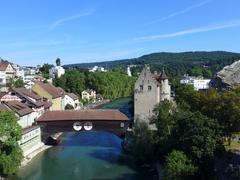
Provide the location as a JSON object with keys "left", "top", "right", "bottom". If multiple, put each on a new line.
{"left": 21, "top": 143, "right": 51, "bottom": 167}
{"left": 83, "top": 99, "right": 111, "bottom": 109}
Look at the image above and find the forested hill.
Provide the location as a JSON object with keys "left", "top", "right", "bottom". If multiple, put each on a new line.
{"left": 64, "top": 51, "right": 240, "bottom": 69}
{"left": 63, "top": 51, "right": 240, "bottom": 85}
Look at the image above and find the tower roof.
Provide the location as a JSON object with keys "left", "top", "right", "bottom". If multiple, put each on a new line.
{"left": 160, "top": 69, "right": 168, "bottom": 80}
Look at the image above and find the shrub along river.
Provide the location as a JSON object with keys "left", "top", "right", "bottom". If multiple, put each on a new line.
{"left": 10, "top": 97, "right": 156, "bottom": 180}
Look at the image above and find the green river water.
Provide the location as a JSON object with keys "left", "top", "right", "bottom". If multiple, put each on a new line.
{"left": 10, "top": 98, "right": 156, "bottom": 180}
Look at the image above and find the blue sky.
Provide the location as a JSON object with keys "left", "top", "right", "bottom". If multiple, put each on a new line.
{"left": 1, "top": 0, "right": 240, "bottom": 66}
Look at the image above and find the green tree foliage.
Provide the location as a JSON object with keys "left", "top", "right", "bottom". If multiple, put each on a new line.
{"left": 54, "top": 69, "right": 136, "bottom": 100}
{"left": 176, "top": 85, "right": 240, "bottom": 143}
{"left": 39, "top": 63, "right": 54, "bottom": 74}
{"left": 0, "top": 111, "right": 23, "bottom": 176}
{"left": 64, "top": 51, "right": 240, "bottom": 81}
{"left": 54, "top": 69, "right": 86, "bottom": 96}
{"left": 7, "top": 78, "right": 24, "bottom": 88}
{"left": 56, "top": 58, "right": 61, "bottom": 66}
{"left": 129, "top": 119, "right": 155, "bottom": 163}
{"left": 86, "top": 71, "right": 136, "bottom": 99}
{"left": 13, "top": 79, "right": 24, "bottom": 88}
{"left": 65, "top": 104, "right": 74, "bottom": 110}
{"left": 163, "top": 150, "right": 197, "bottom": 180}
{"left": 153, "top": 101, "right": 221, "bottom": 178}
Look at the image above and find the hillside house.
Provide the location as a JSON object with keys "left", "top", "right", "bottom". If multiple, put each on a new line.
{"left": 82, "top": 89, "right": 96, "bottom": 102}
{"left": 32, "top": 81, "right": 63, "bottom": 110}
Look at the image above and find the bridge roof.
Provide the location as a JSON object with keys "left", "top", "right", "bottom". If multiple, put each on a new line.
{"left": 37, "top": 109, "right": 129, "bottom": 122}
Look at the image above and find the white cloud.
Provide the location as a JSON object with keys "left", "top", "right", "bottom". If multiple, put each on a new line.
{"left": 135, "top": 20, "right": 240, "bottom": 41}
{"left": 49, "top": 10, "right": 94, "bottom": 30}
{"left": 148, "top": 0, "right": 212, "bottom": 24}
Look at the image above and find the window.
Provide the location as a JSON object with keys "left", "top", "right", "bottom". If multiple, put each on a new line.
{"left": 140, "top": 85, "right": 143, "bottom": 91}
{"left": 148, "top": 85, "right": 152, "bottom": 91}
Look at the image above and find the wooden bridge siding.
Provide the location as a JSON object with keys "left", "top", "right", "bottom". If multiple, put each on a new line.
{"left": 38, "top": 120, "right": 128, "bottom": 137}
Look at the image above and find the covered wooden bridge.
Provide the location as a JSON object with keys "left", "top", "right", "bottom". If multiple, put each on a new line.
{"left": 37, "top": 109, "right": 129, "bottom": 137}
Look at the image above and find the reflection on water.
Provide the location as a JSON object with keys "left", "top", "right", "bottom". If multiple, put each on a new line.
{"left": 11, "top": 132, "right": 153, "bottom": 180}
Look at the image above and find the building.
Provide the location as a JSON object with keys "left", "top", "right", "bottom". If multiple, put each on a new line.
{"left": 63, "top": 93, "right": 81, "bottom": 110}
{"left": 32, "top": 81, "right": 63, "bottom": 110}
{"left": 0, "top": 61, "right": 15, "bottom": 79}
{"left": 127, "top": 66, "right": 132, "bottom": 76}
{"left": 2, "top": 101, "right": 42, "bottom": 157}
{"left": 82, "top": 89, "right": 96, "bottom": 102}
{"left": 0, "top": 71, "right": 7, "bottom": 92}
{"left": 49, "top": 66, "right": 65, "bottom": 78}
{"left": 180, "top": 74, "right": 211, "bottom": 91}
{"left": 11, "top": 88, "right": 52, "bottom": 117}
{"left": 12, "top": 63, "right": 25, "bottom": 79}
{"left": 134, "top": 65, "right": 171, "bottom": 123}
{"left": 89, "top": 66, "right": 107, "bottom": 72}
{"left": 23, "top": 66, "right": 37, "bottom": 75}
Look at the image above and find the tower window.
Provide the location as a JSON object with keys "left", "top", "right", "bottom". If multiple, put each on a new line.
{"left": 148, "top": 85, "right": 152, "bottom": 91}
{"left": 140, "top": 85, "right": 143, "bottom": 91}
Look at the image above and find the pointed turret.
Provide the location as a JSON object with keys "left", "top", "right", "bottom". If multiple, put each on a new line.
{"left": 160, "top": 68, "right": 168, "bottom": 80}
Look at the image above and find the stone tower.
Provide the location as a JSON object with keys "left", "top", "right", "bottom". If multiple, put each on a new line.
{"left": 134, "top": 65, "right": 171, "bottom": 123}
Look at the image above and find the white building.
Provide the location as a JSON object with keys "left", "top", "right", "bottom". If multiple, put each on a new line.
{"left": 63, "top": 93, "right": 81, "bottom": 110}
{"left": 127, "top": 66, "right": 132, "bottom": 76}
{"left": 2, "top": 101, "right": 43, "bottom": 157}
{"left": 89, "top": 66, "right": 107, "bottom": 72}
{"left": 49, "top": 66, "right": 65, "bottom": 78}
{"left": 0, "top": 61, "right": 16, "bottom": 79}
{"left": 0, "top": 71, "right": 7, "bottom": 92}
{"left": 134, "top": 65, "right": 171, "bottom": 123}
{"left": 82, "top": 89, "right": 96, "bottom": 102}
{"left": 180, "top": 74, "right": 211, "bottom": 91}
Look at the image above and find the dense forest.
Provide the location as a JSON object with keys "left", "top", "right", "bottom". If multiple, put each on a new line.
{"left": 129, "top": 85, "right": 240, "bottom": 179}
{"left": 53, "top": 69, "right": 136, "bottom": 100}
{"left": 64, "top": 51, "right": 240, "bottom": 83}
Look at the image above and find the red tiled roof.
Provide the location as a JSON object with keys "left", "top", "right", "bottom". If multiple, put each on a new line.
{"left": 0, "top": 62, "right": 10, "bottom": 71}
{"left": 66, "top": 93, "right": 78, "bottom": 100}
{"left": 35, "top": 81, "right": 62, "bottom": 98}
{"left": 4, "top": 100, "right": 33, "bottom": 116}
{"left": 56, "top": 87, "right": 65, "bottom": 94}
{"left": 0, "top": 92, "right": 7, "bottom": 99}
{"left": 37, "top": 109, "right": 129, "bottom": 122}
{"left": 12, "top": 88, "right": 41, "bottom": 100}
{"left": 43, "top": 101, "right": 52, "bottom": 109}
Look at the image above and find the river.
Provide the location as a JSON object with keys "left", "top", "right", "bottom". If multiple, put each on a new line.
{"left": 11, "top": 97, "right": 156, "bottom": 180}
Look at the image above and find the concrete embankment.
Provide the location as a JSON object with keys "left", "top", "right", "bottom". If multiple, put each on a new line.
{"left": 21, "top": 143, "right": 51, "bottom": 167}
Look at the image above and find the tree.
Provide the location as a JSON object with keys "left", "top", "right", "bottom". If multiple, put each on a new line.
{"left": 56, "top": 58, "right": 61, "bottom": 66}
{"left": 39, "top": 63, "right": 54, "bottom": 74}
{"left": 13, "top": 79, "right": 24, "bottom": 88}
{"left": 65, "top": 104, "right": 74, "bottom": 110}
{"left": 173, "top": 111, "right": 221, "bottom": 177}
{"left": 163, "top": 150, "right": 197, "bottom": 180}
{"left": 153, "top": 101, "right": 178, "bottom": 156}
{"left": 0, "top": 111, "right": 23, "bottom": 176}
{"left": 154, "top": 101, "right": 222, "bottom": 178}
{"left": 129, "top": 119, "right": 155, "bottom": 163}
